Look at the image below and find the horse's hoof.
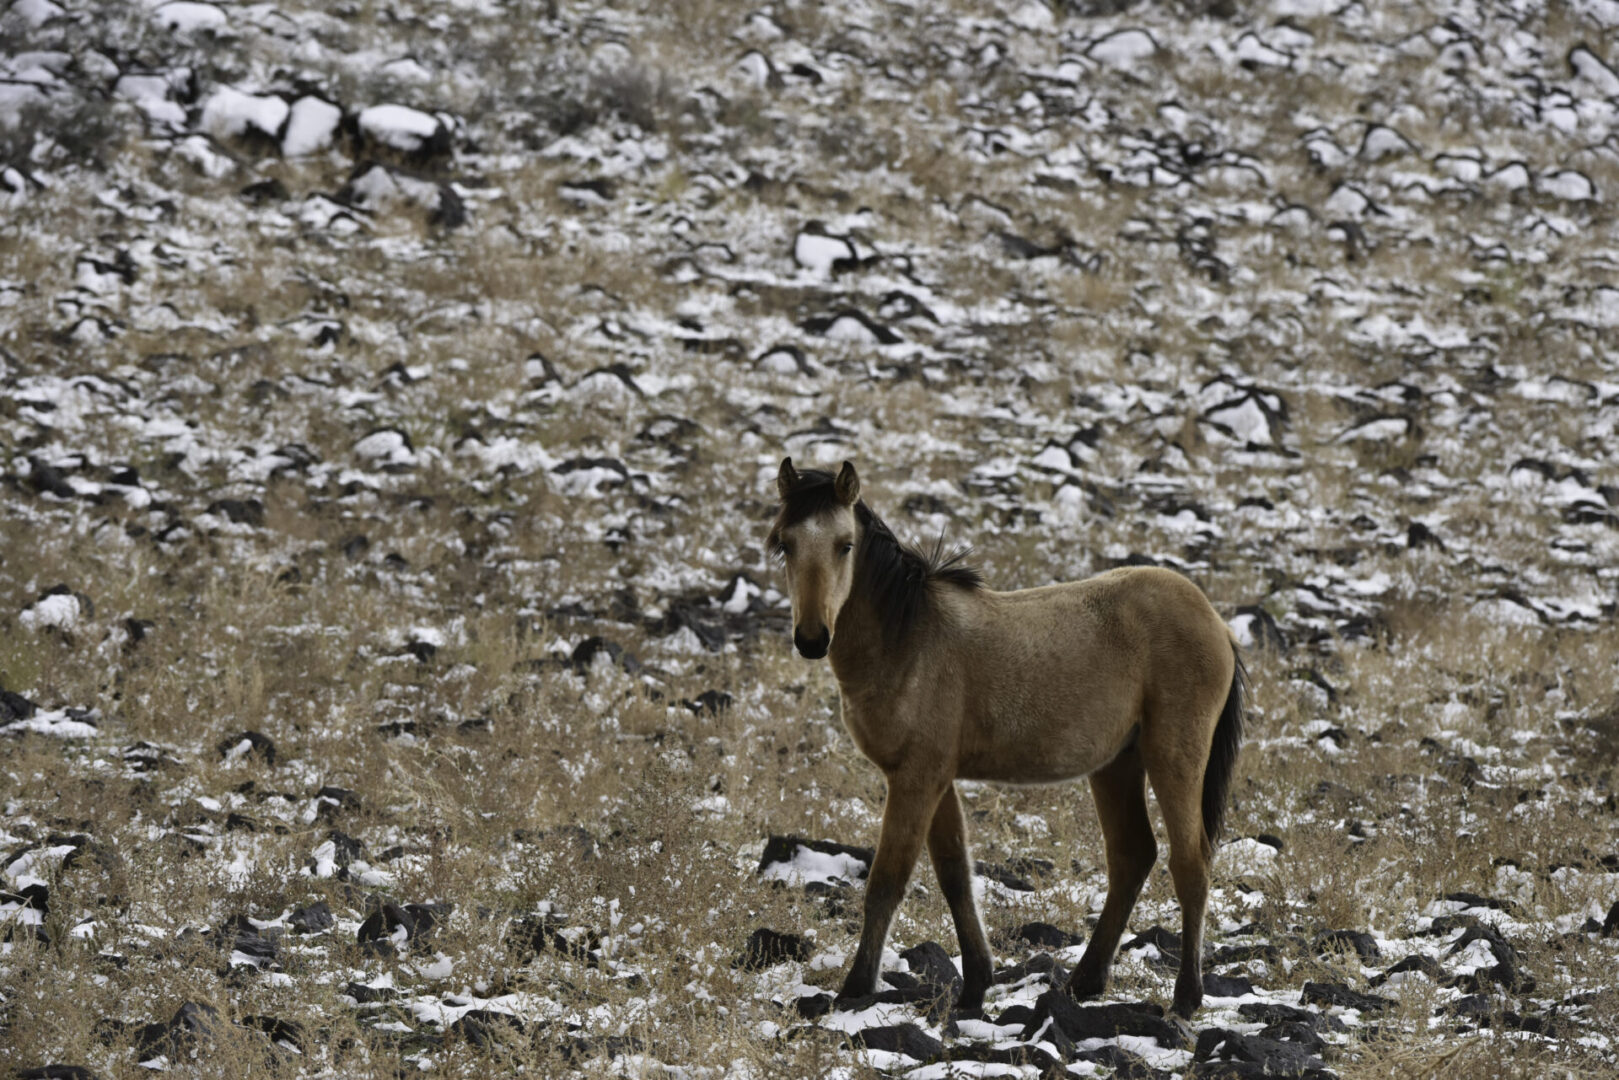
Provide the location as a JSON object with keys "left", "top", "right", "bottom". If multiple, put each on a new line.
{"left": 1065, "top": 971, "right": 1106, "bottom": 999}
{"left": 951, "top": 998, "right": 984, "bottom": 1021}
{"left": 1170, "top": 994, "right": 1201, "bottom": 1019}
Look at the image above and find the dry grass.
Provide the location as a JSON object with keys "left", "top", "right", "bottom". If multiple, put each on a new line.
{"left": 6, "top": 0, "right": 1619, "bottom": 1077}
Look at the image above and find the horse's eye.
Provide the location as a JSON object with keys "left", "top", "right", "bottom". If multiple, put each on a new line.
{"left": 839, "top": 543, "right": 854, "bottom": 557}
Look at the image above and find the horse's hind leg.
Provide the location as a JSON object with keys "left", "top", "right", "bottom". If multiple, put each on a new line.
{"left": 1067, "top": 748, "right": 1155, "bottom": 1000}
{"left": 927, "top": 782, "right": 993, "bottom": 1015}
{"left": 1146, "top": 754, "right": 1213, "bottom": 1018}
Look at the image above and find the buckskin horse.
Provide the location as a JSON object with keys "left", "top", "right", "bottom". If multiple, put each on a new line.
{"left": 767, "top": 458, "right": 1245, "bottom": 1018}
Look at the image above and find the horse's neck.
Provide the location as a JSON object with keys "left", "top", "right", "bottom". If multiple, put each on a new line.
{"left": 827, "top": 571, "right": 902, "bottom": 692}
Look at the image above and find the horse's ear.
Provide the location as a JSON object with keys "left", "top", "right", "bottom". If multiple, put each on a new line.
{"left": 777, "top": 457, "right": 799, "bottom": 499}
{"left": 835, "top": 461, "right": 860, "bottom": 506}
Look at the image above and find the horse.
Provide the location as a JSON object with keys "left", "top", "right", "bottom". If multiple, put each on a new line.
{"left": 766, "top": 458, "right": 1245, "bottom": 1019}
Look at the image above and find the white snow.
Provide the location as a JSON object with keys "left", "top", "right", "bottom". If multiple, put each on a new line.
{"left": 358, "top": 105, "right": 444, "bottom": 153}
{"left": 151, "top": 2, "right": 226, "bottom": 32}
{"left": 794, "top": 230, "right": 855, "bottom": 278}
{"left": 760, "top": 845, "right": 868, "bottom": 887}
{"left": 283, "top": 96, "right": 342, "bottom": 156}
{"left": 0, "top": 709, "right": 99, "bottom": 738}
{"left": 1088, "top": 30, "right": 1159, "bottom": 67}
{"left": 199, "top": 87, "right": 289, "bottom": 141}
{"left": 19, "top": 592, "right": 81, "bottom": 631}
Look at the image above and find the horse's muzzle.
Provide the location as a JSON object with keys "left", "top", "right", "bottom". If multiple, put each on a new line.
{"left": 794, "top": 626, "right": 830, "bottom": 659}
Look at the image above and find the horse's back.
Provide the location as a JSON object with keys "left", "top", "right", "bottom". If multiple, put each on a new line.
{"left": 946, "top": 566, "right": 1233, "bottom": 782}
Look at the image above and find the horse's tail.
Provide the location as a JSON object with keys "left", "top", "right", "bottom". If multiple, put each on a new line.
{"left": 1201, "top": 644, "right": 1247, "bottom": 848}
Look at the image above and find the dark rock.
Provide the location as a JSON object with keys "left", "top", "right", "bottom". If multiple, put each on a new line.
{"left": 847, "top": 1023, "right": 943, "bottom": 1061}
{"left": 2, "top": 882, "right": 49, "bottom": 912}
{"left": 1300, "top": 981, "right": 1394, "bottom": 1013}
{"left": 1, "top": 687, "right": 38, "bottom": 723}
{"left": 315, "top": 786, "right": 359, "bottom": 818}
{"left": 757, "top": 835, "right": 873, "bottom": 879}
{"left": 975, "top": 859, "right": 1049, "bottom": 891}
{"left": 1215, "top": 941, "right": 1281, "bottom": 965}
{"left": 16, "top": 1068, "right": 99, "bottom": 1080}
{"left": 1407, "top": 521, "right": 1444, "bottom": 549}
{"left": 735, "top": 928, "right": 810, "bottom": 971}
{"left": 1195, "top": 1028, "right": 1328, "bottom": 1076}
{"left": 793, "top": 992, "right": 834, "bottom": 1018}
{"left": 1024, "top": 991, "right": 1187, "bottom": 1049}
{"left": 994, "top": 951, "right": 1061, "bottom": 984}
{"left": 568, "top": 636, "right": 643, "bottom": 675}
{"left": 1442, "top": 994, "right": 1493, "bottom": 1019}
{"left": 206, "top": 498, "right": 266, "bottom": 526}
{"left": 134, "top": 1001, "right": 222, "bottom": 1060}
{"left": 288, "top": 901, "right": 334, "bottom": 934}
{"left": 1604, "top": 899, "right": 1619, "bottom": 936}
{"left": 1073, "top": 1043, "right": 1165, "bottom": 1078}
{"left": 344, "top": 981, "right": 398, "bottom": 1003}
{"left": 1314, "top": 929, "right": 1380, "bottom": 960}
{"left": 802, "top": 308, "right": 902, "bottom": 345}
{"left": 357, "top": 902, "right": 414, "bottom": 948}
{"left": 943, "top": 1040, "right": 1065, "bottom": 1070}
{"left": 1445, "top": 923, "right": 1531, "bottom": 991}
{"left": 1260, "top": 1019, "right": 1328, "bottom": 1054}
{"left": 558, "top": 1034, "right": 644, "bottom": 1064}
{"left": 1123, "top": 925, "right": 1183, "bottom": 965}
{"left": 403, "top": 902, "right": 451, "bottom": 939}
{"left": 239, "top": 178, "right": 288, "bottom": 204}
{"left": 1371, "top": 953, "right": 1444, "bottom": 986}
{"left": 1442, "top": 891, "right": 1520, "bottom": 915}
{"left": 899, "top": 940, "right": 962, "bottom": 1001}
{"left": 1238, "top": 1001, "right": 1347, "bottom": 1033}
{"left": 1202, "top": 972, "right": 1255, "bottom": 997}
{"left": 241, "top": 1014, "right": 305, "bottom": 1052}
{"left": 682, "top": 689, "right": 733, "bottom": 716}
{"left": 24, "top": 456, "right": 79, "bottom": 500}
{"left": 216, "top": 730, "right": 275, "bottom": 765}
{"left": 451, "top": 1009, "right": 525, "bottom": 1048}
{"left": 219, "top": 913, "right": 279, "bottom": 966}
{"left": 1188, "top": 1061, "right": 1336, "bottom": 1079}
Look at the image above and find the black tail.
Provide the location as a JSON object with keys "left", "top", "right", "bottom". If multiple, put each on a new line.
{"left": 1201, "top": 645, "right": 1247, "bottom": 848}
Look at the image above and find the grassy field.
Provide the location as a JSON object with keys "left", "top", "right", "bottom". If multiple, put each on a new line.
{"left": 3, "top": 0, "right": 1618, "bottom": 1076}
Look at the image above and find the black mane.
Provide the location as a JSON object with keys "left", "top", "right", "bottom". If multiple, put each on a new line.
{"left": 770, "top": 467, "right": 984, "bottom": 641}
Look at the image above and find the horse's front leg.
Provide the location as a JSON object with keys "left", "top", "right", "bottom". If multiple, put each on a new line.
{"left": 838, "top": 772, "right": 949, "bottom": 1001}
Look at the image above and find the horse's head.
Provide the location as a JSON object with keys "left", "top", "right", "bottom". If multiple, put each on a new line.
{"left": 767, "top": 457, "right": 861, "bottom": 660}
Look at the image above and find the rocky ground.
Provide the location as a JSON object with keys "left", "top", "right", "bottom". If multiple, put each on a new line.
{"left": 3, "top": 0, "right": 1619, "bottom": 1076}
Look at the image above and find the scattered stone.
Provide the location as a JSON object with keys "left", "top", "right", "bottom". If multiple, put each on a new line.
{"left": 217, "top": 730, "right": 275, "bottom": 765}
{"left": 1300, "top": 981, "right": 1395, "bottom": 1013}
{"left": 757, "top": 835, "right": 873, "bottom": 877}
{"left": 1370, "top": 953, "right": 1443, "bottom": 986}
{"left": 1202, "top": 972, "right": 1255, "bottom": 997}
{"left": 1022, "top": 991, "right": 1188, "bottom": 1049}
{"left": 847, "top": 1023, "right": 943, "bottom": 1061}
{"left": 1013, "top": 921, "right": 1084, "bottom": 950}
{"left": 1123, "top": 925, "right": 1183, "bottom": 966}
{"left": 735, "top": 928, "right": 810, "bottom": 971}
{"left": 899, "top": 940, "right": 962, "bottom": 1001}
{"left": 133, "top": 1001, "right": 223, "bottom": 1062}
{"left": 288, "top": 901, "right": 334, "bottom": 934}
{"left": 357, "top": 902, "right": 414, "bottom": 952}
{"left": 1195, "top": 1027, "right": 1330, "bottom": 1077}
{"left": 241, "top": 1014, "right": 306, "bottom": 1053}
{"left": 1314, "top": 929, "right": 1380, "bottom": 960}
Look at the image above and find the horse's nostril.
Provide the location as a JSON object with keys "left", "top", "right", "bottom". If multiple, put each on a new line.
{"left": 793, "top": 627, "right": 831, "bottom": 659}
